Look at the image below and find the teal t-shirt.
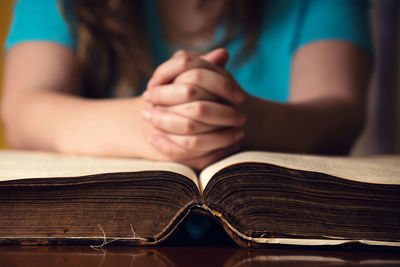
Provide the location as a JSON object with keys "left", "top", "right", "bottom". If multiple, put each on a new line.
{"left": 5, "top": 0, "right": 371, "bottom": 103}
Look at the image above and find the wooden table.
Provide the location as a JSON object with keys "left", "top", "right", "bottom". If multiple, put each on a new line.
{"left": 1, "top": 245, "right": 399, "bottom": 267}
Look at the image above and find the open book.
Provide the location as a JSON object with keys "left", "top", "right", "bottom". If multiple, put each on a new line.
{"left": 0, "top": 150, "right": 399, "bottom": 247}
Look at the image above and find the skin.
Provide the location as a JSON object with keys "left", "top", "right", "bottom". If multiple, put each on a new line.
{"left": 156, "top": 0, "right": 229, "bottom": 48}
{"left": 144, "top": 42, "right": 370, "bottom": 164}
{"left": 1, "top": 1, "right": 370, "bottom": 169}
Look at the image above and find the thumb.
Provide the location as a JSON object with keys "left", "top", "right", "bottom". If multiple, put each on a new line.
{"left": 201, "top": 48, "right": 229, "bottom": 67}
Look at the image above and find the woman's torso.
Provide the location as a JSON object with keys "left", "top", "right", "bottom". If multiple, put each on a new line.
{"left": 6, "top": 0, "right": 371, "bottom": 103}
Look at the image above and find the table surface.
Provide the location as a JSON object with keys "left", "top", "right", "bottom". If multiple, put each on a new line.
{"left": 0, "top": 245, "right": 400, "bottom": 267}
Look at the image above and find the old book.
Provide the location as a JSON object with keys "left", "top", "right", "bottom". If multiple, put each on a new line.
{"left": 0, "top": 150, "right": 399, "bottom": 247}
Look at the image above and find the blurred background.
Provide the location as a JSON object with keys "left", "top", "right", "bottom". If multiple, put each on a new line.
{"left": 352, "top": 0, "right": 400, "bottom": 155}
{"left": 0, "top": 0, "right": 399, "bottom": 154}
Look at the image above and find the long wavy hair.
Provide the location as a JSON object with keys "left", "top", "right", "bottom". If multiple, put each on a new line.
{"left": 60, "top": 0, "right": 263, "bottom": 98}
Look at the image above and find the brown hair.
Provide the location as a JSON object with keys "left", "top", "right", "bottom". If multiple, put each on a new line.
{"left": 61, "top": 0, "right": 263, "bottom": 98}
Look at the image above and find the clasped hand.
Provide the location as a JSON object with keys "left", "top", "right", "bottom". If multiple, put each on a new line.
{"left": 142, "top": 49, "right": 247, "bottom": 169}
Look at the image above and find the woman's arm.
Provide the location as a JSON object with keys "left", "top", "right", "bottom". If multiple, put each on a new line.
{"left": 1, "top": 43, "right": 242, "bottom": 168}
{"left": 1, "top": 42, "right": 166, "bottom": 159}
{"left": 240, "top": 40, "right": 370, "bottom": 154}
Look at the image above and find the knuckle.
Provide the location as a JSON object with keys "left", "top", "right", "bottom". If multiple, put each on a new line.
{"left": 153, "top": 115, "right": 165, "bottom": 128}
{"left": 176, "top": 56, "right": 192, "bottom": 70}
{"left": 187, "top": 69, "right": 202, "bottom": 83}
{"left": 174, "top": 50, "right": 189, "bottom": 58}
{"left": 221, "top": 78, "right": 232, "bottom": 94}
{"left": 147, "top": 113, "right": 157, "bottom": 124}
{"left": 183, "top": 85, "right": 197, "bottom": 100}
{"left": 161, "top": 144, "right": 178, "bottom": 159}
{"left": 182, "top": 119, "right": 197, "bottom": 134}
{"left": 153, "top": 115, "right": 169, "bottom": 131}
{"left": 192, "top": 102, "right": 206, "bottom": 117}
{"left": 172, "top": 50, "right": 183, "bottom": 57}
{"left": 184, "top": 136, "right": 200, "bottom": 151}
{"left": 158, "top": 141, "right": 171, "bottom": 155}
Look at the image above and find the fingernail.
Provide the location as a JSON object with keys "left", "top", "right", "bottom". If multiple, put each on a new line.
{"left": 234, "top": 91, "right": 244, "bottom": 103}
{"left": 237, "top": 114, "right": 246, "bottom": 125}
{"left": 148, "top": 136, "right": 160, "bottom": 147}
{"left": 143, "top": 90, "right": 151, "bottom": 100}
{"left": 234, "top": 131, "right": 245, "bottom": 141}
{"left": 141, "top": 110, "right": 152, "bottom": 120}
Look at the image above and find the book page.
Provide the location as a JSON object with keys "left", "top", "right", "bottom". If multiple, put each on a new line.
{"left": 0, "top": 150, "right": 199, "bottom": 188}
{"left": 199, "top": 151, "right": 400, "bottom": 190}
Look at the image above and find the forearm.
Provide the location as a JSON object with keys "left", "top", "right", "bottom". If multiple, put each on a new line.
{"left": 2, "top": 90, "right": 149, "bottom": 158}
{"left": 241, "top": 95, "right": 365, "bottom": 154}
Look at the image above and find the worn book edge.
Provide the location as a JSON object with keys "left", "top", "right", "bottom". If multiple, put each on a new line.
{"left": 1, "top": 204, "right": 399, "bottom": 248}
{"left": 198, "top": 205, "right": 400, "bottom": 247}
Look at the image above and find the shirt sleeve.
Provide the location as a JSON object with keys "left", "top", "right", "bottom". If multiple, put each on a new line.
{"left": 292, "top": 0, "right": 372, "bottom": 54}
{"left": 5, "top": 0, "right": 76, "bottom": 51}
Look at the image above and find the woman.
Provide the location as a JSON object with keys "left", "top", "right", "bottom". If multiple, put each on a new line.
{"left": 2, "top": 0, "right": 371, "bottom": 170}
